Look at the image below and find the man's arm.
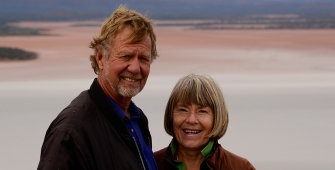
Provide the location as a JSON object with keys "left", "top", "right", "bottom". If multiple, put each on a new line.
{"left": 37, "top": 130, "right": 89, "bottom": 170}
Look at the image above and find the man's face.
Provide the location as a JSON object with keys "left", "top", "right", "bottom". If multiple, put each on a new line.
{"left": 102, "top": 26, "right": 151, "bottom": 98}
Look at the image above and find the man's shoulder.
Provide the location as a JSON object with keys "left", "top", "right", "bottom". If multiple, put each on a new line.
{"left": 48, "top": 90, "right": 98, "bottom": 133}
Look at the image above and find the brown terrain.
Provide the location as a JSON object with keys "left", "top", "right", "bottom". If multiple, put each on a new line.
{"left": 1, "top": 20, "right": 335, "bottom": 170}
{"left": 0, "top": 20, "right": 334, "bottom": 81}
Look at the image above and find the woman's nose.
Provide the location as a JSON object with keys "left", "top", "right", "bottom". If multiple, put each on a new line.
{"left": 186, "top": 112, "right": 198, "bottom": 124}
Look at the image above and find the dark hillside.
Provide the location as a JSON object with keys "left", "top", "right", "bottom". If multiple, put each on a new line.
{"left": 0, "top": 0, "right": 334, "bottom": 21}
{"left": 0, "top": 47, "right": 37, "bottom": 61}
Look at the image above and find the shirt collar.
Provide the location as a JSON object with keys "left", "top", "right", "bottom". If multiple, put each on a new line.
{"left": 170, "top": 138, "right": 215, "bottom": 159}
{"left": 106, "top": 95, "right": 140, "bottom": 119}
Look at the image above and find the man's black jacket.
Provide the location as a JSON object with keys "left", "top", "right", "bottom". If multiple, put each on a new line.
{"left": 37, "top": 79, "right": 152, "bottom": 170}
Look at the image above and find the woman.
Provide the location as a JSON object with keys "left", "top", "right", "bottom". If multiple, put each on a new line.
{"left": 154, "top": 74, "right": 255, "bottom": 170}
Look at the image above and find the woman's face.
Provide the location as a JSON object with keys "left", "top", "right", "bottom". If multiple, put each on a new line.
{"left": 173, "top": 102, "right": 214, "bottom": 151}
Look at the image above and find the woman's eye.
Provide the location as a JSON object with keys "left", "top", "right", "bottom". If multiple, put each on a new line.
{"left": 177, "top": 107, "right": 188, "bottom": 113}
{"left": 179, "top": 108, "right": 187, "bottom": 112}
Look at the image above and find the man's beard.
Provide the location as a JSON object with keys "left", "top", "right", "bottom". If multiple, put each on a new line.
{"left": 104, "top": 63, "right": 143, "bottom": 98}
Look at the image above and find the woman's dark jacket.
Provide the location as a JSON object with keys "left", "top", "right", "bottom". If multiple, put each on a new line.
{"left": 37, "top": 78, "right": 152, "bottom": 170}
{"left": 154, "top": 140, "right": 256, "bottom": 170}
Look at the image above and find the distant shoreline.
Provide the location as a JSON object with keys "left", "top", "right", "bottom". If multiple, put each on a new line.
{"left": 1, "top": 14, "right": 335, "bottom": 37}
{"left": 154, "top": 14, "right": 335, "bottom": 29}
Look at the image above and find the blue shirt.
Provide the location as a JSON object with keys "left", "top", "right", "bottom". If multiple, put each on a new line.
{"left": 107, "top": 96, "right": 157, "bottom": 170}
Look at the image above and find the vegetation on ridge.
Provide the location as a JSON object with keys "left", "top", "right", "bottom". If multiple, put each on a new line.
{"left": 0, "top": 47, "right": 38, "bottom": 61}
{"left": 0, "top": 22, "right": 43, "bottom": 36}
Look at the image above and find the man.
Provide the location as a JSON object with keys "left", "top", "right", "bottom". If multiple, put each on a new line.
{"left": 37, "top": 6, "right": 158, "bottom": 170}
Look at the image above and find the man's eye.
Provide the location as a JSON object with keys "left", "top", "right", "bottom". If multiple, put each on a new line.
{"left": 121, "top": 55, "right": 130, "bottom": 59}
{"left": 140, "top": 56, "right": 150, "bottom": 62}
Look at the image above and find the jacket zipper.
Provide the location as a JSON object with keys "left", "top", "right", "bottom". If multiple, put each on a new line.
{"left": 164, "top": 155, "right": 179, "bottom": 170}
{"left": 133, "top": 137, "right": 146, "bottom": 170}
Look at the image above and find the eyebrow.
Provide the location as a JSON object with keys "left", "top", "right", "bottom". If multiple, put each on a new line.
{"left": 118, "top": 49, "right": 151, "bottom": 58}
{"left": 117, "top": 50, "right": 133, "bottom": 56}
{"left": 198, "top": 106, "right": 209, "bottom": 110}
{"left": 175, "top": 104, "right": 187, "bottom": 108}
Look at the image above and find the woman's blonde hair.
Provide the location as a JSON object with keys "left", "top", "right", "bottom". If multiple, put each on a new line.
{"left": 89, "top": 5, "right": 158, "bottom": 74}
{"left": 164, "top": 74, "right": 229, "bottom": 140}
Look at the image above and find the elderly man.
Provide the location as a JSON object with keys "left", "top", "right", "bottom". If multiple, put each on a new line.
{"left": 37, "top": 6, "right": 158, "bottom": 170}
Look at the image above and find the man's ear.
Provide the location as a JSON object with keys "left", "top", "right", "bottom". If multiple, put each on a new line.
{"left": 95, "top": 49, "right": 104, "bottom": 70}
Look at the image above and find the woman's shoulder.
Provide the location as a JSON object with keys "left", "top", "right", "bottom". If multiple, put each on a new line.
{"left": 153, "top": 147, "right": 170, "bottom": 169}
{"left": 154, "top": 147, "right": 168, "bottom": 157}
{"left": 219, "top": 146, "right": 249, "bottom": 162}
{"left": 209, "top": 144, "right": 256, "bottom": 170}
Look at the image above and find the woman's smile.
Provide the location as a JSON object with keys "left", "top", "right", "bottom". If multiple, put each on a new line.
{"left": 173, "top": 103, "right": 214, "bottom": 151}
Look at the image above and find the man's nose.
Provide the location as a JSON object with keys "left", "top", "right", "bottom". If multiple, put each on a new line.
{"left": 127, "top": 57, "right": 141, "bottom": 74}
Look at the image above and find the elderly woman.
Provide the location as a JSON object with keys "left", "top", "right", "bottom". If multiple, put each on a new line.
{"left": 154, "top": 74, "right": 255, "bottom": 170}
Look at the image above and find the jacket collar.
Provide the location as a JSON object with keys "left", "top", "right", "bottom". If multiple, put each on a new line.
{"left": 162, "top": 138, "right": 217, "bottom": 170}
{"left": 170, "top": 138, "right": 215, "bottom": 159}
{"left": 88, "top": 78, "right": 150, "bottom": 140}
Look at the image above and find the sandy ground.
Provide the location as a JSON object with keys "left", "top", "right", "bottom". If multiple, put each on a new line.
{"left": 1, "top": 20, "right": 335, "bottom": 81}
{"left": 1, "top": 21, "right": 335, "bottom": 170}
